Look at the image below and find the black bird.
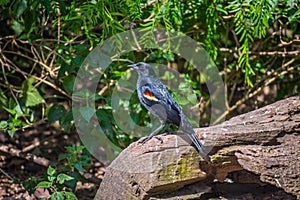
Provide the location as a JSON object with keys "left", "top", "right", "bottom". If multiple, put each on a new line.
{"left": 128, "top": 62, "right": 209, "bottom": 161}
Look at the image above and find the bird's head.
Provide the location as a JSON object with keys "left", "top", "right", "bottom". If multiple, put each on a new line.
{"left": 128, "top": 62, "right": 156, "bottom": 77}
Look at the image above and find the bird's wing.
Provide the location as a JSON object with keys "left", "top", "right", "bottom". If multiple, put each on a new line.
{"left": 140, "top": 81, "right": 181, "bottom": 125}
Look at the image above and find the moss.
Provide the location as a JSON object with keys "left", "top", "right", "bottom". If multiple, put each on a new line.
{"left": 155, "top": 151, "right": 201, "bottom": 184}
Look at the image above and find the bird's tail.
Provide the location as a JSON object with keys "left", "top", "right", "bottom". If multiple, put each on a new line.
{"left": 180, "top": 114, "right": 210, "bottom": 162}
{"left": 187, "top": 131, "right": 210, "bottom": 162}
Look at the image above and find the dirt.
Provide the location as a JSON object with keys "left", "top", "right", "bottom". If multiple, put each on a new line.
{"left": 0, "top": 124, "right": 105, "bottom": 199}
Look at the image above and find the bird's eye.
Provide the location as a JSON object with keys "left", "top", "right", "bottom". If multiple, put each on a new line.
{"left": 136, "top": 63, "right": 141, "bottom": 67}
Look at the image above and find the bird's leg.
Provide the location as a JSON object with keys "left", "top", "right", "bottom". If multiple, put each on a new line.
{"left": 162, "top": 129, "right": 183, "bottom": 136}
{"left": 160, "top": 123, "right": 173, "bottom": 135}
{"left": 139, "top": 122, "right": 165, "bottom": 144}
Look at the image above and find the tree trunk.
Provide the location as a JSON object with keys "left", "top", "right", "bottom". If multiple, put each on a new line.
{"left": 95, "top": 96, "right": 300, "bottom": 199}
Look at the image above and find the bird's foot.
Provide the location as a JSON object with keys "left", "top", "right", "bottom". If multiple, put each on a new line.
{"left": 161, "top": 131, "right": 174, "bottom": 136}
{"left": 138, "top": 136, "right": 151, "bottom": 144}
{"left": 138, "top": 135, "right": 163, "bottom": 144}
{"left": 154, "top": 136, "right": 163, "bottom": 143}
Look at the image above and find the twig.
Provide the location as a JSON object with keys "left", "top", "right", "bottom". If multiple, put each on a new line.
{"left": 3, "top": 50, "right": 54, "bottom": 76}
{"left": 31, "top": 74, "right": 72, "bottom": 99}
{"left": 98, "top": 80, "right": 115, "bottom": 96}
{"left": 213, "top": 61, "right": 298, "bottom": 125}
{"left": 250, "top": 50, "right": 300, "bottom": 56}
{"left": 219, "top": 48, "right": 300, "bottom": 57}
{"left": 19, "top": 118, "right": 46, "bottom": 132}
{"left": 111, "top": 58, "right": 134, "bottom": 63}
{"left": 0, "top": 145, "right": 50, "bottom": 167}
{"left": 22, "top": 129, "right": 60, "bottom": 152}
{"left": 131, "top": 29, "right": 142, "bottom": 50}
{"left": 2, "top": 56, "right": 71, "bottom": 99}
{"left": 0, "top": 168, "right": 14, "bottom": 181}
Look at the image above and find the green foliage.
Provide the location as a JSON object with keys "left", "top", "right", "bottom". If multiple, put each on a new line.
{"left": 227, "top": 0, "right": 274, "bottom": 85}
{"left": 22, "top": 77, "right": 45, "bottom": 107}
{"left": 23, "top": 145, "right": 91, "bottom": 198}
{"left": 58, "top": 145, "right": 92, "bottom": 173}
{"left": 34, "top": 166, "right": 77, "bottom": 199}
{"left": 0, "top": 0, "right": 298, "bottom": 140}
{"left": 0, "top": 0, "right": 298, "bottom": 138}
{"left": 0, "top": 0, "right": 10, "bottom": 5}
{"left": 1, "top": 1, "right": 299, "bottom": 197}
{"left": 0, "top": 98, "right": 29, "bottom": 137}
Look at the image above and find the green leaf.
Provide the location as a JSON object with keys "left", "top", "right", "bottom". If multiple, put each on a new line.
{"left": 47, "top": 166, "right": 56, "bottom": 176}
{"left": 74, "top": 162, "right": 86, "bottom": 172}
{"left": 79, "top": 154, "right": 91, "bottom": 166}
{"left": 57, "top": 173, "right": 74, "bottom": 184}
{"left": 216, "top": 4, "right": 228, "bottom": 15}
{"left": 187, "top": 93, "right": 197, "bottom": 105}
{"left": 0, "top": 0, "right": 10, "bottom": 5}
{"left": 63, "top": 76, "right": 75, "bottom": 94}
{"left": 14, "top": 0, "right": 28, "bottom": 18}
{"left": 60, "top": 110, "right": 73, "bottom": 133}
{"left": 35, "top": 181, "right": 51, "bottom": 189}
{"left": 0, "top": 89, "right": 6, "bottom": 106}
{"left": 48, "top": 175, "right": 56, "bottom": 182}
{"left": 96, "top": 109, "right": 111, "bottom": 122}
{"left": 65, "top": 144, "right": 76, "bottom": 154}
{"left": 11, "top": 20, "right": 24, "bottom": 36}
{"left": 8, "top": 128, "right": 16, "bottom": 137}
{"left": 51, "top": 191, "right": 64, "bottom": 200}
{"left": 0, "top": 121, "right": 8, "bottom": 129}
{"left": 22, "top": 77, "right": 45, "bottom": 107}
{"left": 62, "top": 191, "right": 77, "bottom": 200}
{"left": 48, "top": 104, "right": 66, "bottom": 124}
{"left": 43, "top": 0, "right": 53, "bottom": 13}
{"left": 2, "top": 107, "right": 16, "bottom": 115}
{"left": 289, "top": 9, "right": 300, "bottom": 22}
{"left": 79, "top": 107, "right": 95, "bottom": 122}
{"left": 162, "top": 52, "right": 174, "bottom": 62}
{"left": 12, "top": 118, "right": 23, "bottom": 126}
{"left": 51, "top": 191, "right": 77, "bottom": 200}
{"left": 75, "top": 145, "right": 85, "bottom": 153}
{"left": 14, "top": 104, "right": 26, "bottom": 116}
{"left": 58, "top": 153, "right": 69, "bottom": 162}
{"left": 58, "top": 62, "right": 72, "bottom": 78}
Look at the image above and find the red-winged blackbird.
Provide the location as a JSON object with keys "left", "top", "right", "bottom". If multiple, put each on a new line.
{"left": 128, "top": 62, "right": 209, "bottom": 161}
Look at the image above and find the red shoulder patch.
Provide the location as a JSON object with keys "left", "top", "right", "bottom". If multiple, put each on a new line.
{"left": 143, "top": 90, "right": 159, "bottom": 101}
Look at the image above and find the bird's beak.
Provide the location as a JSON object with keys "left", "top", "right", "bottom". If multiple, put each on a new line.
{"left": 128, "top": 64, "right": 137, "bottom": 69}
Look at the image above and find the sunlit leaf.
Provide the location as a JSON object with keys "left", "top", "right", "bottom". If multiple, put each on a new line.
{"left": 22, "top": 77, "right": 45, "bottom": 107}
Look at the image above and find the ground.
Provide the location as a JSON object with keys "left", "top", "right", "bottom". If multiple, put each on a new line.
{"left": 0, "top": 125, "right": 104, "bottom": 199}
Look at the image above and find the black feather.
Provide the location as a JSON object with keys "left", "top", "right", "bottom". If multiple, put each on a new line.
{"left": 129, "top": 62, "right": 210, "bottom": 161}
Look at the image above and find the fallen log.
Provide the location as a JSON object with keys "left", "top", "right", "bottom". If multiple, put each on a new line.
{"left": 96, "top": 96, "right": 300, "bottom": 199}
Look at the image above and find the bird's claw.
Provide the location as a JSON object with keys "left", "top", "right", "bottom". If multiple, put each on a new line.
{"left": 161, "top": 131, "right": 174, "bottom": 136}
{"left": 138, "top": 136, "right": 163, "bottom": 144}
{"left": 154, "top": 136, "right": 163, "bottom": 143}
{"left": 138, "top": 136, "right": 151, "bottom": 144}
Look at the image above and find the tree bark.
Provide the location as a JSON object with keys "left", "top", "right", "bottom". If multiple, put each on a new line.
{"left": 95, "top": 96, "right": 300, "bottom": 199}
